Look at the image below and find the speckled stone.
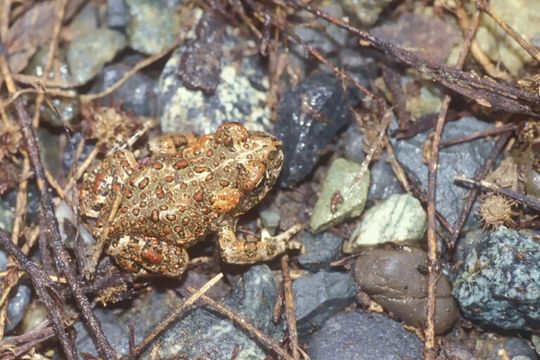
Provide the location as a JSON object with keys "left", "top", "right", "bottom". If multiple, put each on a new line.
{"left": 310, "top": 158, "right": 370, "bottom": 233}
{"left": 453, "top": 227, "right": 540, "bottom": 330}
{"left": 158, "top": 27, "right": 270, "bottom": 134}
{"left": 67, "top": 28, "right": 126, "bottom": 84}
{"left": 125, "top": 0, "right": 180, "bottom": 55}
{"left": 343, "top": 194, "right": 426, "bottom": 253}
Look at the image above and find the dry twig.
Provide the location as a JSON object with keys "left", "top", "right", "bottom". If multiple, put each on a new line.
{"left": 123, "top": 273, "right": 224, "bottom": 359}
{"left": 281, "top": 255, "right": 300, "bottom": 359}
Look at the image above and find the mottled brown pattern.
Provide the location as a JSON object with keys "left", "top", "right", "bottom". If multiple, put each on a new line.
{"left": 79, "top": 123, "right": 300, "bottom": 277}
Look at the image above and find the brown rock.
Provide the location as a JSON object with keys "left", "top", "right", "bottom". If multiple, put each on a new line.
{"left": 353, "top": 248, "right": 458, "bottom": 334}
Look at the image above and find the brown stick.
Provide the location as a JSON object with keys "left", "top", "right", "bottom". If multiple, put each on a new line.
{"left": 14, "top": 101, "right": 117, "bottom": 360}
{"left": 281, "top": 255, "right": 300, "bottom": 359}
{"left": 424, "top": 8, "right": 481, "bottom": 359}
{"left": 450, "top": 130, "right": 514, "bottom": 247}
{"left": 123, "top": 273, "right": 224, "bottom": 359}
{"left": 187, "top": 288, "right": 295, "bottom": 360}
{"left": 0, "top": 230, "right": 77, "bottom": 360}
{"left": 455, "top": 177, "right": 540, "bottom": 211}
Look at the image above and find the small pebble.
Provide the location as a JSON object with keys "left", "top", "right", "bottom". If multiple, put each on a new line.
{"left": 343, "top": 193, "right": 426, "bottom": 253}
{"left": 310, "top": 158, "right": 370, "bottom": 233}
{"left": 67, "top": 28, "right": 126, "bottom": 85}
{"left": 297, "top": 231, "right": 343, "bottom": 272}
{"left": 125, "top": 0, "right": 180, "bottom": 55}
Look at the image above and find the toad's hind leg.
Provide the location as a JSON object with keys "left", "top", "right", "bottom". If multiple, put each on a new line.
{"left": 218, "top": 220, "right": 303, "bottom": 264}
{"left": 107, "top": 235, "right": 189, "bottom": 277}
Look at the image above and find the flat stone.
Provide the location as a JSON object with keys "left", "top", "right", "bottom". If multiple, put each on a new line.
{"left": 67, "top": 28, "right": 126, "bottom": 84}
{"left": 293, "top": 271, "right": 357, "bottom": 337}
{"left": 307, "top": 310, "right": 423, "bottom": 360}
{"left": 343, "top": 193, "right": 426, "bottom": 253}
{"left": 310, "top": 158, "right": 370, "bottom": 233}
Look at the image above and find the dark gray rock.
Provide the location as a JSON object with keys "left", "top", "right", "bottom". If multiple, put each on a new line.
{"left": 0, "top": 249, "right": 32, "bottom": 333}
{"left": 275, "top": 73, "right": 352, "bottom": 187}
{"left": 392, "top": 116, "right": 494, "bottom": 225}
{"left": 368, "top": 157, "right": 403, "bottom": 201}
{"left": 76, "top": 266, "right": 280, "bottom": 358}
{"left": 91, "top": 61, "right": 158, "bottom": 116}
{"left": 107, "top": 0, "right": 128, "bottom": 29}
{"left": 75, "top": 289, "right": 175, "bottom": 355}
{"left": 293, "top": 271, "right": 356, "bottom": 337}
{"left": 307, "top": 310, "right": 423, "bottom": 360}
{"left": 297, "top": 232, "right": 343, "bottom": 272}
{"left": 146, "top": 265, "right": 282, "bottom": 359}
{"left": 453, "top": 227, "right": 540, "bottom": 330}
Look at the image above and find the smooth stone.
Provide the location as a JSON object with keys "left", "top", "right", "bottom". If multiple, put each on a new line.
{"left": 370, "top": 12, "right": 461, "bottom": 64}
{"left": 297, "top": 232, "right": 343, "bottom": 272}
{"left": 67, "top": 28, "right": 126, "bottom": 84}
{"left": 293, "top": 4, "right": 347, "bottom": 56}
{"left": 275, "top": 74, "right": 353, "bottom": 187}
{"left": 453, "top": 227, "right": 540, "bottom": 330}
{"left": 24, "top": 49, "right": 79, "bottom": 126}
{"left": 343, "top": 194, "right": 426, "bottom": 252}
{"left": 310, "top": 158, "right": 370, "bottom": 233}
{"left": 125, "top": 0, "right": 180, "bottom": 54}
{"left": 354, "top": 248, "right": 458, "bottom": 334}
{"left": 307, "top": 310, "right": 423, "bottom": 360}
{"left": 293, "top": 271, "right": 357, "bottom": 337}
{"left": 392, "top": 116, "right": 494, "bottom": 226}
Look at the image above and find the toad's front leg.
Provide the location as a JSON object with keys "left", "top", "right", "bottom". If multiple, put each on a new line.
{"left": 107, "top": 235, "right": 190, "bottom": 277}
{"left": 218, "top": 218, "right": 302, "bottom": 264}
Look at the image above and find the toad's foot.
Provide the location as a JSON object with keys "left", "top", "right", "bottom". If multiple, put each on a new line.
{"left": 219, "top": 223, "right": 303, "bottom": 264}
